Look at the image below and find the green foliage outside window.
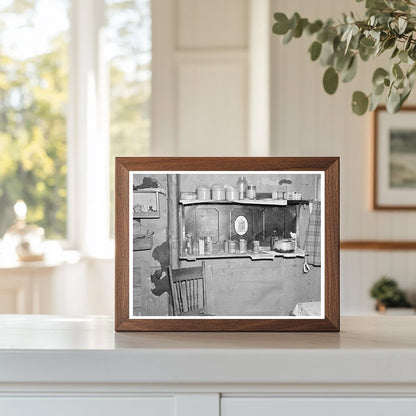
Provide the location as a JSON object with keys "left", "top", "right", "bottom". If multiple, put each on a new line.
{"left": 0, "top": 0, "right": 151, "bottom": 240}
{"left": 0, "top": 1, "right": 69, "bottom": 238}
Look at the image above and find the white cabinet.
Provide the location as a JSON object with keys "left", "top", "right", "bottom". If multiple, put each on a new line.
{"left": 1, "top": 397, "right": 175, "bottom": 416}
{"left": 1, "top": 316, "right": 416, "bottom": 415}
{"left": 222, "top": 398, "right": 416, "bottom": 416}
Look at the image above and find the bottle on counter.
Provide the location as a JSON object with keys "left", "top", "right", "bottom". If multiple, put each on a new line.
{"left": 204, "top": 236, "right": 213, "bottom": 254}
{"left": 236, "top": 176, "right": 248, "bottom": 200}
{"left": 270, "top": 230, "right": 278, "bottom": 250}
{"left": 185, "top": 233, "right": 193, "bottom": 255}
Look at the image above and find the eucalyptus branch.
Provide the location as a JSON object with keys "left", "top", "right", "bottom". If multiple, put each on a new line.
{"left": 272, "top": 0, "right": 416, "bottom": 115}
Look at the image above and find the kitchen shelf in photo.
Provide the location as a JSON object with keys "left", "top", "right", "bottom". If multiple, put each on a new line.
{"left": 179, "top": 199, "right": 311, "bottom": 206}
{"left": 180, "top": 247, "right": 306, "bottom": 261}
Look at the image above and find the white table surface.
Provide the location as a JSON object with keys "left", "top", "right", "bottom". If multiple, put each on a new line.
{"left": 0, "top": 315, "right": 415, "bottom": 387}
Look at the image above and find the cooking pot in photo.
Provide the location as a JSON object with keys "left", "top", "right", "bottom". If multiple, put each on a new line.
{"left": 273, "top": 238, "right": 295, "bottom": 253}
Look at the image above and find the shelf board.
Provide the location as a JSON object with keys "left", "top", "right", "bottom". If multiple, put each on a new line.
{"left": 133, "top": 188, "right": 166, "bottom": 194}
{"left": 180, "top": 248, "right": 306, "bottom": 261}
{"left": 133, "top": 212, "right": 160, "bottom": 219}
{"left": 179, "top": 199, "right": 310, "bottom": 206}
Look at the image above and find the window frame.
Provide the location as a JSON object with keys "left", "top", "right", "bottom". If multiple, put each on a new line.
{"left": 67, "top": 0, "right": 112, "bottom": 257}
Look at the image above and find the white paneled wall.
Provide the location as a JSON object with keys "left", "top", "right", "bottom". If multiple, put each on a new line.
{"left": 152, "top": 0, "right": 250, "bottom": 156}
{"left": 271, "top": 0, "right": 416, "bottom": 314}
{"left": 150, "top": 0, "right": 416, "bottom": 315}
{"left": 177, "top": 58, "right": 247, "bottom": 156}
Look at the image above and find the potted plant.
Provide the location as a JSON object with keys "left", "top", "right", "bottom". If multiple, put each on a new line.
{"left": 369, "top": 276, "right": 413, "bottom": 313}
{"left": 272, "top": 0, "right": 416, "bottom": 115}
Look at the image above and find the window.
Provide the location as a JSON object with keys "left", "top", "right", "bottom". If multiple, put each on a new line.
{"left": 0, "top": 0, "right": 151, "bottom": 252}
{"left": 106, "top": 0, "right": 151, "bottom": 237}
{"left": 0, "top": 0, "right": 70, "bottom": 239}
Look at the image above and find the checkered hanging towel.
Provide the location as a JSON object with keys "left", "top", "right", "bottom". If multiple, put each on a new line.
{"left": 304, "top": 201, "right": 321, "bottom": 266}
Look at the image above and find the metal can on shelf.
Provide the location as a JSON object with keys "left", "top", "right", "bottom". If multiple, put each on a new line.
{"left": 228, "top": 240, "right": 237, "bottom": 254}
{"left": 212, "top": 185, "right": 225, "bottom": 201}
{"left": 196, "top": 185, "right": 211, "bottom": 200}
{"left": 225, "top": 186, "right": 238, "bottom": 201}
{"left": 239, "top": 239, "right": 247, "bottom": 253}
{"left": 193, "top": 240, "right": 199, "bottom": 255}
{"left": 253, "top": 240, "right": 260, "bottom": 253}
{"left": 204, "top": 236, "right": 213, "bottom": 254}
{"left": 198, "top": 238, "right": 205, "bottom": 255}
{"left": 247, "top": 185, "right": 256, "bottom": 200}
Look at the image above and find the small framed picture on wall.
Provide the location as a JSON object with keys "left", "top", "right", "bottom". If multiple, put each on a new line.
{"left": 374, "top": 106, "right": 416, "bottom": 209}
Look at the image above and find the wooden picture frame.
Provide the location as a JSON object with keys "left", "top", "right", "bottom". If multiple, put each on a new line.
{"left": 115, "top": 157, "right": 340, "bottom": 332}
{"left": 373, "top": 106, "right": 416, "bottom": 210}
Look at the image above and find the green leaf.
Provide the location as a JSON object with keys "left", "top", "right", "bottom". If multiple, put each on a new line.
{"left": 374, "top": 82, "right": 385, "bottom": 96}
{"left": 393, "top": 0, "right": 410, "bottom": 11}
{"left": 400, "top": 87, "right": 411, "bottom": 106}
{"left": 369, "top": 92, "right": 383, "bottom": 111}
{"left": 383, "top": 37, "right": 396, "bottom": 50}
{"left": 282, "top": 29, "right": 293, "bottom": 44}
{"left": 372, "top": 68, "right": 389, "bottom": 86}
{"left": 290, "top": 12, "right": 301, "bottom": 30}
{"left": 317, "top": 30, "right": 328, "bottom": 43}
{"left": 293, "top": 18, "right": 308, "bottom": 38}
{"left": 323, "top": 67, "right": 339, "bottom": 95}
{"left": 399, "top": 49, "right": 408, "bottom": 63}
{"left": 360, "top": 37, "right": 375, "bottom": 48}
{"left": 359, "top": 45, "right": 374, "bottom": 62}
{"left": 408, "top": 68, "right": 416, "bottom": 88}
{"left": 391, "top": 47, "right": 399, "bottom": 59}
{"left": 393, "top": 63, "right": 404, "bottom": 79}
{"left": 309, "top": 41, "right": 322, "bottom": 61}
{"left": 386, "top": 87, "right": 401, "bottom": 113}
{"left": 334, "top": 52, "right": 352, "bottom": 73}
{"left": 342, "top": 56, "right": 358, "bottom": 83}
{"left": 320, "top": 40, "right": 335, "bottom": 66}
{"left": 405, "top": 34, "right": 413, "bottom": 51}
{"left": 366, "top": 0, "right": 388, "bottom": 10}
{"left": 307, "top": 20, "right": 323, "bottom": 35}
{"left": 409, "top": 45, "right": 416, "bottom": 61}
{"left": 352, "top": 91, "right": 369, "bottom": 115}
{"left": 273, "top": 13, "right": 290, "bottom": 35}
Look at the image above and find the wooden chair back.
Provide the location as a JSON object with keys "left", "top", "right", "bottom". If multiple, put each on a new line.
{"left": 168, "top": 261, "right": 207, "bottom": 316}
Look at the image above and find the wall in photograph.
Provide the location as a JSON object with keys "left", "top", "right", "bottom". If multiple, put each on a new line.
{"left": 177, "top": 173, "right": 321, "bottom": 317}
{"left": 132, "top": 174, "right": 169, "bottom": 316}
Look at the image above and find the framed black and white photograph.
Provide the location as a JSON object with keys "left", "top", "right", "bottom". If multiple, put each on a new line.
{"left": 115, "top": 157, "right": 339, "bottom": 332}
{"left": 374, "top": 106, "right": 416, "bottom": 210}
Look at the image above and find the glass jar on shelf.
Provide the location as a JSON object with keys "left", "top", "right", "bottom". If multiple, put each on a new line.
{"left": 247, "top": 185, "right": 256, "bottom": 200}
{"left": 236, "top": 176, "right": 248, "bottom": 199}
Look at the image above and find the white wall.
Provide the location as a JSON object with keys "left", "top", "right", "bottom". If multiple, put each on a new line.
{"left": 152, "top": 0, "right": 266, "bottom": 157}
{"left": 270, "top": 0, "right": 416, "bottom": 313}
{"left": 39, "top": 0, "right": 416, "bottom": 317}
